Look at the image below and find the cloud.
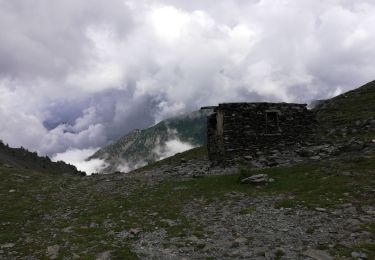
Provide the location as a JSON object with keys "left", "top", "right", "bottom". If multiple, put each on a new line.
{"left": 52, "top": 147, "right": 108, "bottom": 175}
{"left": 153, "top": 128, "right": 196, "bottom": 160}
{"left": 1, "top": 0, "right": 375, "bottom": 170}
{"left": 116, "top": 159, "right": 147, "bottom": 173}
{"left": 154, "top": 138, "right": 196, "bottom": 160}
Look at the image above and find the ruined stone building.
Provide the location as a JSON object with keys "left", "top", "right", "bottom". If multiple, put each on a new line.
{"left": 203, "top": 103, "right": 316, "bottom": 165}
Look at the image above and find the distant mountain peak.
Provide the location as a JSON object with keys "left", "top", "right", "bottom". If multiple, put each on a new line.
{"left": 89, "top": 109, "right": 213, "bottom": 173}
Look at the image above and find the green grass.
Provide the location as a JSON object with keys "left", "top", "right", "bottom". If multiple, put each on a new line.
{"left": 361, "top": 222, "right": 375, "bottom": 233}
{"left": 332, "top": 243, "right": 375, "bottom": 260}
{"left": 315, "top": 80, "right": 375, "bottom": 142}
{"left": 240, "top": 206, "right": 256, "bottom": 215}
{"left": 316, "top": 80, "right": 375, "bottom": 125}
{"left": 0, "top": 167, "right": 138, "bottom": 259}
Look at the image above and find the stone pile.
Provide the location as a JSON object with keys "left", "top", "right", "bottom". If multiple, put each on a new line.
{"left": 324, "top": 117, "right": 375, "bottom": 139}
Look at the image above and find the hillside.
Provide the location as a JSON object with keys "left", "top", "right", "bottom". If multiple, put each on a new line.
{"left": 89, "top": 109, "right": 213, "bottom": 173}
{"left": 1, "top": 144, "right": 374, "bottom": 259}
{"left": 0, "top": 81, "right": 374, "bottom": 259}
{"left": 0, "top": 141, "right": 85, "bottom": 176}
{"left": 315, "top": 80, "right": 375, "bottom": 141}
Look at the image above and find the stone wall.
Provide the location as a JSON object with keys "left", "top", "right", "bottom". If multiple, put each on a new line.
{"left": 206, "top": 102, "right": 317, "bottom": 165}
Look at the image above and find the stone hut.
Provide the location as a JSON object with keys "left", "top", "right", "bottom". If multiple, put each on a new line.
{"left": 203, "top": 103, "right": 316, "bottom": 165}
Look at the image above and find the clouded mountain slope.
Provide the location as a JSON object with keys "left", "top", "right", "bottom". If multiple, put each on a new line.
{"left": 89, "top": 109, "right": 213, "bottom": 173}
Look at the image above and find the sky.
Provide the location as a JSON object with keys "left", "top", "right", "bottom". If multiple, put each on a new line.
{"left": 1, "top": 0, "right": 375, "bottom": 172}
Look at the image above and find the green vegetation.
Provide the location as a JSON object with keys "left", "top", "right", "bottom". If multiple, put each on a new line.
{"left": 332, "top": 243, "right": 375, "bottom": 260}
{"left": 315, "top": 80, "right": 375, "bottom": 141}
{"left": 316, "top": 80, "right": 375, "bottom": 125}
{"left": 240, "top": 206, "right": 256, "bottom": 215}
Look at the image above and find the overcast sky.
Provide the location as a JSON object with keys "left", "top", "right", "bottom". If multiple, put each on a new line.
{"left": 1, "top": 0, "right": 375, "bottom": 160}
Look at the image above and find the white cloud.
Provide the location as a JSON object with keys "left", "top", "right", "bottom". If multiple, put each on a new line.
{"left": 66, "top": 27, "right": 126, "bottom": 92}
{"left": 116, "top": 159, "right": 147, "bottom": 173}
{"left": 153, "top": 128, "right": 196, "bottom": 160}
{"left": 155, "top": 139, "right": 196, "bottom": 160}
{"left": 151, "top": 6, "right": 190, "bottom": 42}
{"left": 52, "top": 147, "right": 108, "bottom": 175}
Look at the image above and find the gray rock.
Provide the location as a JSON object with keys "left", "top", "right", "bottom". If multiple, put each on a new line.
{"left": 202, "top": 244, "right": 213, "bottom": 252}
{"left": 361, "top": 205, "right": 375, "bottom": 215}
{"left": 231, "top": 237, "right": 247, "bottom": 248}
{"left": 241, "top": 174, "right": 271, "bottom": 184}
{"left": 129, "top": 228, "right": 141, "bottom": 236}
{"left": 303, "top": 249, "right": 333, "bottom": 260}
{"left": 161, "top": 219, "right": 176, "bottom": 226}
{"left": 62, "top": 226, "right": 73, "bottom": 233}
{"left": 250, "top": 161, "right": 264, "bottom": 168}
{"left": 46, "top": 245, "right": 60, "bottom": 259}
{"left": 351, "top": 251, "right": 367, "bottom": 259}
{"left": 89, "top": 222, "right": 98, "bottom": 228}
{"left": 1, "top": 243, "right": 15, "bottom": 249}
{"left": 96, "top": 251, "right": 111, "bottom": 260}
{"left": 116, "top": 230, "right": 129, "bottom": 239}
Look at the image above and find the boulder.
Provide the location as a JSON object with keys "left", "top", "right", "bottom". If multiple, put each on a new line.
{"left": 46, "top": 245, "right": 60, "bottom": 259}
{"left": 351, "top": 251, "right": 367, "bottom": 259}
{"left": 96, "top": 251, "right": 111, "bottom": 260}
{"left": 303, "top": 249, "right": 333, "bottom": 260}
{"left": 241, "top": 174, "right": 273, "bottom": 184}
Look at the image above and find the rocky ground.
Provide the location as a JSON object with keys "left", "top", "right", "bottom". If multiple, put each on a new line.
{"left": 1, "top": 144, "right": 375, "bottom": 259}
{"left": 134, "top": 195, "right": 374, "bottom": 259}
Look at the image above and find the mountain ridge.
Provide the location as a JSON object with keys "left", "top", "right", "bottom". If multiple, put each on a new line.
{"left": 0, "top": 140, "right": 85, "bottom": 176}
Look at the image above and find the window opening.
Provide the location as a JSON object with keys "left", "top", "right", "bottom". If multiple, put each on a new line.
{"left": 265, "top": 111, "right": 279, "bottom": 134}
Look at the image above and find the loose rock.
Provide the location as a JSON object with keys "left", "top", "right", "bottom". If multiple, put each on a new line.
{"left": 303, "top": 249, "right": 333, "bottom": 260}
{"left": 351, "top": 251, "right": 367, "bottom": 259}
{"left": 1, "top": 243, "right": 15, "bottom": 249}
{"left": 241, "top": 174, "right": 272, "bottom": 184}
{"left": 96, "top": 251, "right": 111, "bottom": 260}
{"left": 46, "top": 245, "right": 60, "bottom": 259}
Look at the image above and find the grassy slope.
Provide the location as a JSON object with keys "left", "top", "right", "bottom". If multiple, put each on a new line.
{"left": 315, "top": 80, "right": 375, "bottom": 140}
{"left": 1, "top": 148, "right": 374, "bottom": 259}
{"left": 316, "top": 80, "right": 375, "bottom": 123}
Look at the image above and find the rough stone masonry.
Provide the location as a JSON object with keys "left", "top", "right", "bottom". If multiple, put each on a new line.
{"left": 203, "top": 103, "right": 317, "bottom": 165}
